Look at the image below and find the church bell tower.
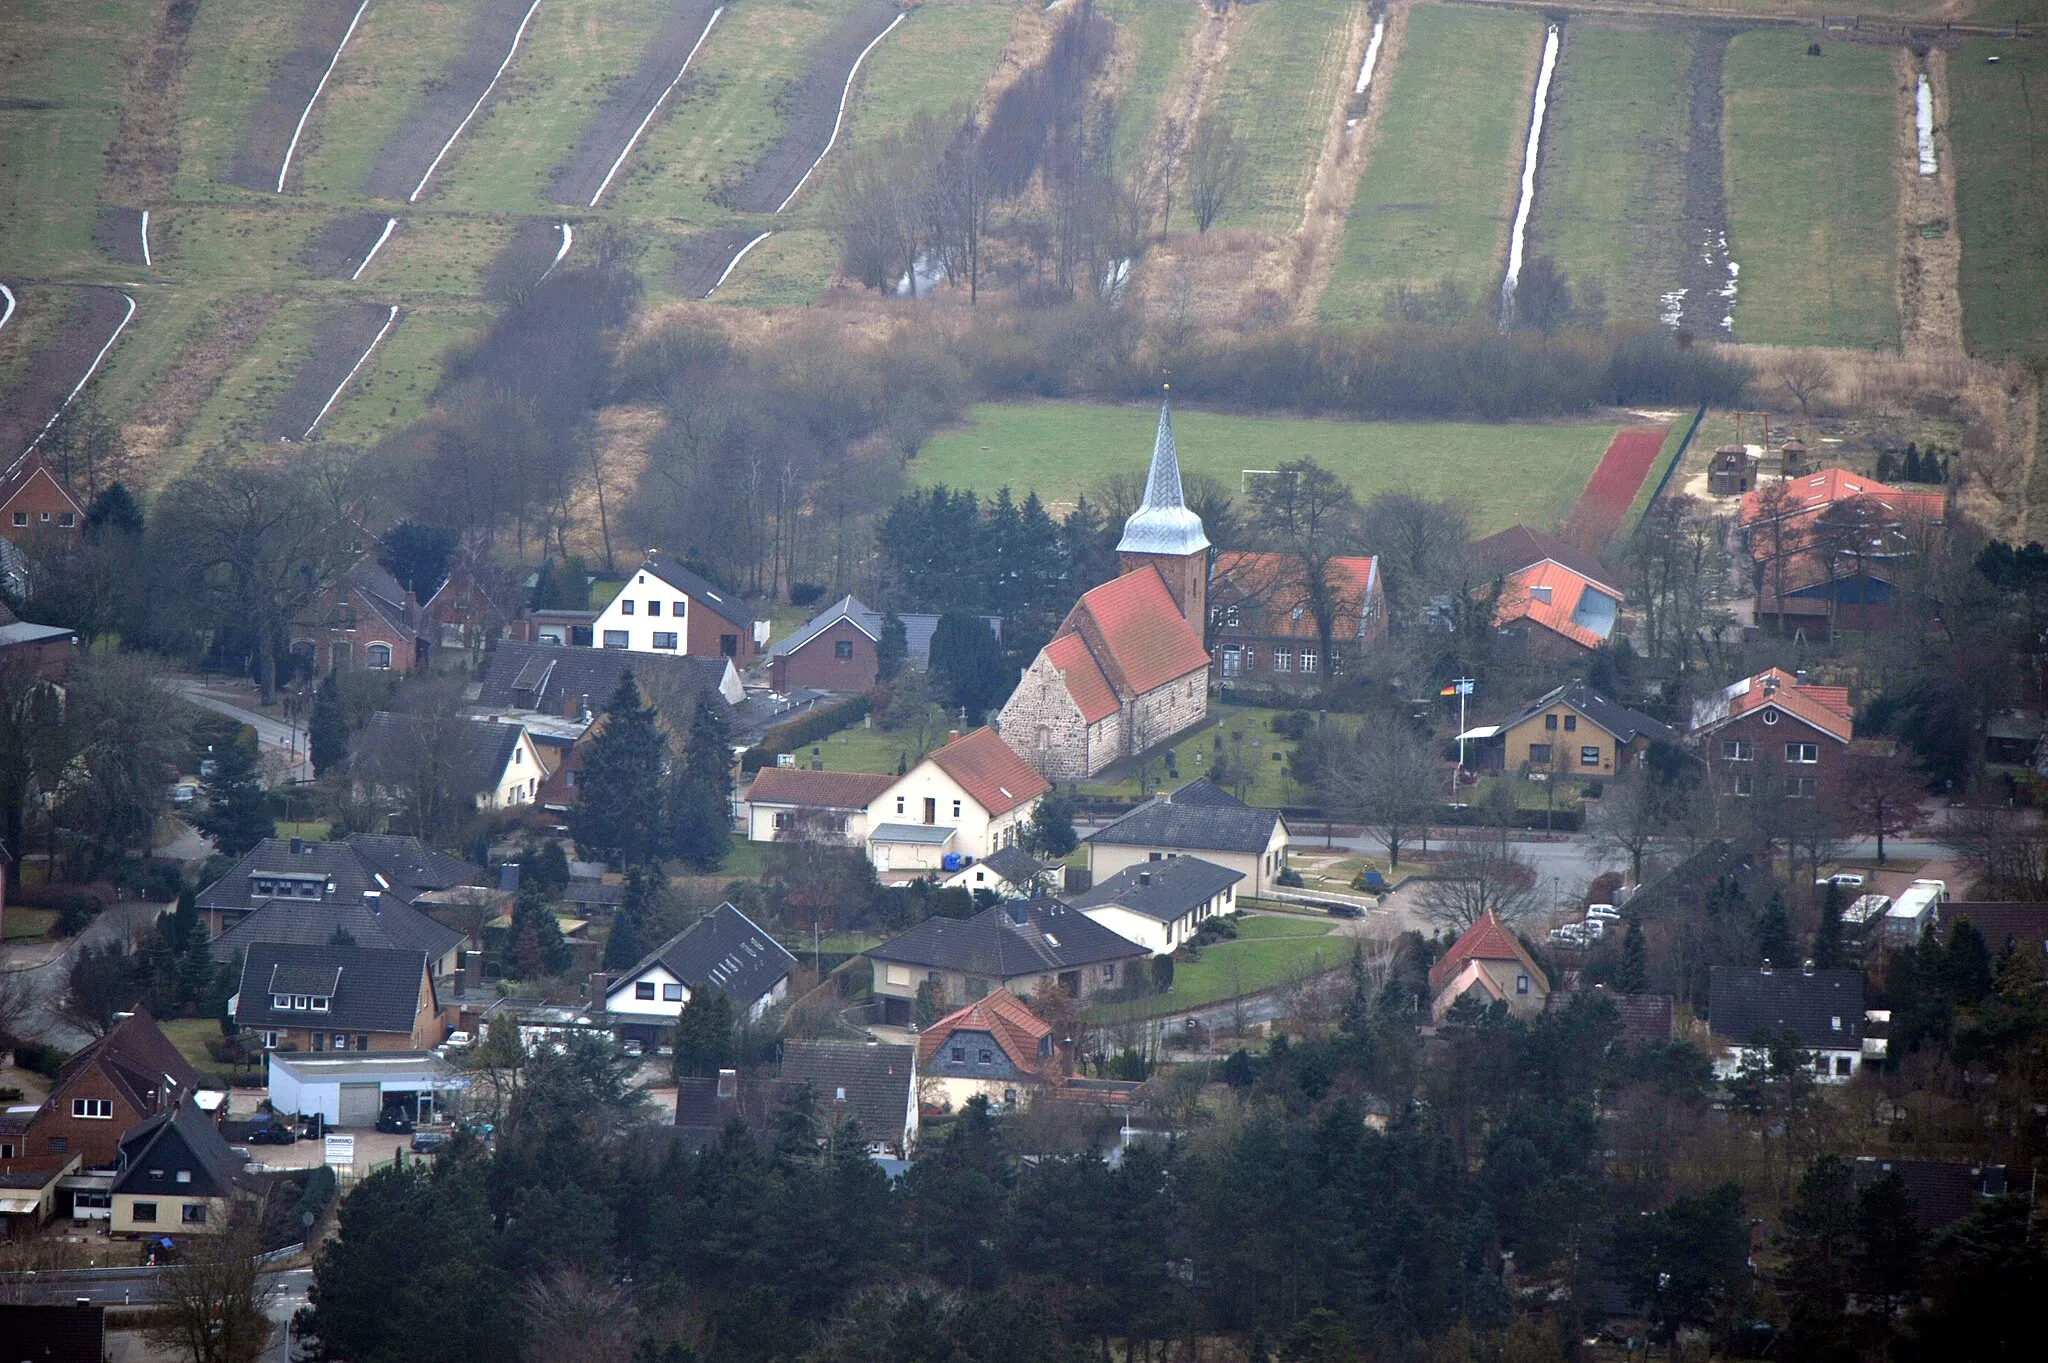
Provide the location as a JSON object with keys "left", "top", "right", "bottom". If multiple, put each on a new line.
{"left": 1116, "top": 390, "right": 1209, "bottom": 635}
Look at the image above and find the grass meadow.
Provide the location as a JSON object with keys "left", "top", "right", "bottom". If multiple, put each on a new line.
{"left": 1529, "top": 23, "right": 1692, "bottom": 327}
{"left": 1723, "top": 35, "right": 1899, "bottom": 349}
{"left": 914, "top": 402, "right": 1617, "bottom": 535}
{"left": 1099, "top": 0, "right": 1200, "bottom": 179}
{"left": 1318, "top": 2, "right": 1543, "bottom": 324}
{"left": 1948, "top": 39, "right": 2048, "bottom": 363}
{"left": 171, "top": 0, "right": 302, "bottom": 201}
{"left": 1202, "top": 0, "right": 1353, "bottom": 231}
{"left": 1089, "top": 918, "right": 1347, "bottom": 1020}
{"left": 842, "top": 0, "right": 1018, "bottom": 149}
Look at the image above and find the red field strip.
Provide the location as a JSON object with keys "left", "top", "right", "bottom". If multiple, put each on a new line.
{"left": 1564, "top": 425, "right": 1669, "bottom": 547}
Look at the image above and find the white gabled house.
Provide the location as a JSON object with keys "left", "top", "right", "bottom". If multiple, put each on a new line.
{"left": 1064, "top": 855, "right": 1243, "bottom": 956}
{"left": 602, "top": 902, "right": 796, "bottom": 1045}
{"left": 591, "top": 552, "right": 767, "bottom": 661}
{"left": 862, "top": 728, "right": 1050, "bottom": 880}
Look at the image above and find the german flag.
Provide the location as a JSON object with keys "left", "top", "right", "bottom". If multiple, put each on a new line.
{"left": 1439, "top": 683, "right": 1459, "bottom": 697}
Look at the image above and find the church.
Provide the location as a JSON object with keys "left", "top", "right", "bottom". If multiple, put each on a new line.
{"left": 997, "top": 396, "right": 1212, "bottom": 780}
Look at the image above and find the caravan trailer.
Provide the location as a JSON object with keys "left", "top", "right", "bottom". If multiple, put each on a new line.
{"left": 1883, "top": 880, "right": 1947, "bottom": 946}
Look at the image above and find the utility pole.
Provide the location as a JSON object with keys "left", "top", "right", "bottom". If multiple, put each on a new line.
{"left": 1445, "top": 677, "right": 1475, "bottom": 798}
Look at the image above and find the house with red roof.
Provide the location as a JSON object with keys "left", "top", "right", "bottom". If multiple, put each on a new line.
{"left": 1208, "top": 550, "right": 1386, "bottom": 685}
{"left": 1687, "top": 667, "right": 1853, "bottom": 803}
{"left": 916, "top": 988, "right": 1060, "bottom": 1111}
{"left": 863, "top": 728, "right": 1050, "bottom": 879}
{"left": 1492, "top": 561, "right": 1623, "bottom": 660}
{"left": 0, "top": 452, "right": 86, "bottom": 548}
{"left": 741, "top": 768, "right": 897, "bottom": 844}
{"left": 998, "top": 397, "right": 1212, "bottom": 779}
{"left": 1740, "top": 469, "right": 1946, "bottom": 634}
{"left": 1428, "top": 914, "right": 1551, "bottom": 1022}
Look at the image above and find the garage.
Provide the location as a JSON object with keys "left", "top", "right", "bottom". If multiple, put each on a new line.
{"left": 268, "top": 1052, "right": 468, "bottom": 1128}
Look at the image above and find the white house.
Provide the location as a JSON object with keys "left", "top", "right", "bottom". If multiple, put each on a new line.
{"left": 862, "top": 728, "right": 1050, "bottom": 879}
{"left": 352, "top": 712, "right": 550, "bottom": 811}
{"left": 741, "top": 769, "right": 897, "bottom": 844}
{"left": 265, "top": 1051, "right": 469, "bottom": 1127}
{"left": 602, "top": 903, "right": 796, "bottom": 1044}
{"left": 1064, "top": 856, "right": 1242, "bottom": 956}
{"left": 591, "top": 552, "right": 766, "bottom": 661}
{"left": 1083, "top": 778, "right": 1291, "bottom": 898}
{"left": 1706, "top": 963, "right": 1882, "bottom": 1084}
{"left": 940, "top": 845, "right": 1063, "bottom": 898}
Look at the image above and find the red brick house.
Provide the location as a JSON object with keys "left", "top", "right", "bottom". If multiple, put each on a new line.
{"left": 291, "top": 557, "right": 426, "bottom": 675}
{"left": 0, "top": 452, "right": 86, "bottom": 547}
{"left": 1208, "top": 551, "right": 1386, "bottom": 685}
{"left": 1688, "top": 667, "right": 1853, "bottom": 802}
{"left": 6, "top": 1011, "right": 202, "bottom": 1170}
{"left": 0, "top": 599, "right": 75, "bottom": 681}
{"left": 766, "top": 594, "right": 1001, "bottom": 692}
{"left": 420, "top": 559, "right": 509, "bottom": 660}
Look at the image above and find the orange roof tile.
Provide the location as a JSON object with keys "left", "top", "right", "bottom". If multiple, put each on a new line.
{"left": 1058, "top": 566, "right": 1210, "bottom": 698}
{"left": 1429, "top": 914, "right": 1544, "bottom": 994}
{"left": 1689, "top": 667, "right": 1853, "bottom": 743}
{"left": 1740, "top": 468, "right": 1945, "bottom": 530}
{"left": 1210, "top": 551, "right": 1383, "bottom": 640}
{"left": 1043, "top": 632, "right": 1119, "bottom": 724}
{"left": 918, "top": 988, "right": 1053, "bottom": 1076}
{"left": 745, "top": 768, "right": 898, "bottom": 809}
{"left": 1493, "top": 561, "right": 1620, "bottom": 651}
{"left": 927, "top": 727, "right": 1050, "bottom": 817}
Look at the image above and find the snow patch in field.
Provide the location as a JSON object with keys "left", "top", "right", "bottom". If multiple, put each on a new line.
{"left": 1499, "top": 24, "right": 1560, "bottom": 327}
{"left": 1916, "top": 75, "right": 1936, "bottom": 175}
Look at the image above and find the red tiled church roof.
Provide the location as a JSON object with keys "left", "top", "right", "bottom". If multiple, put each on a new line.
{"left": 1043, "top": 632, "right": 1119, "bottom": 724}
{"left": 928, "top": 727, "right": 1050, "bottom": 817}
{"left": 1056, "top": 566, "right": 1210, "bottom": 700}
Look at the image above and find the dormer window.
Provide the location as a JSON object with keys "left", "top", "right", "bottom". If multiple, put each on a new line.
{"left": 254, "top": 879, "right": 274, "bottom": 896}
{"left": 293, "top": 995, "right": 311, "bottom": 1010}
{"left": 311, "top": 997, "right": 330, "bottom": 1012}
{"left": 273, "top": 994, "right": 292, "bottom": 1010}
{"left": 1762, "top": 708, "right": 1780, "bottom": 724}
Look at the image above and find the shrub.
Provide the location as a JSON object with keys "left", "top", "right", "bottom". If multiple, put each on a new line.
{"left": 741, "top": 694, "right": 872, "bottom": 772}
{"left": 12, "top": 1040, "right": 69, "bottom": 1079}
{"left": 1276, "top": 868, "right": 1306, "bottom": 888}
{"left": 790, "top": 582, "right": 827, "bottom": 608}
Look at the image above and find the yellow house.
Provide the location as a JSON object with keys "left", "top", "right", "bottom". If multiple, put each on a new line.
{"left": 1488, "top": 681, "right": 1681, "bottom": 779}
{"left": 109, "top": 1101, "right": 249, "bottom": 1237}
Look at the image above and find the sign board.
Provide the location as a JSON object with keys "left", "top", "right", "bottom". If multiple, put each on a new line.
{"left": 323, "top": 1134, "right": 355, "bottom": 1169}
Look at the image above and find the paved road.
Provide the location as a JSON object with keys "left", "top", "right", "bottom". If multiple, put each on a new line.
{"left": 1, "top": 899, "right": 168, "bottom": 1050}
{"left": 169, "top": 679, "right": 312, "bottom": 784}
{"left": 3, "top": 1265, "right": 311, "bottom": 1307}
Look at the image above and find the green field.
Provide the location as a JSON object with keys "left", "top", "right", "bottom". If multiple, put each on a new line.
{"left": 1203, "top": 0, "right": 1352, "bottom": 231}
{"left": 1723, "top": 35, "right": 1899, "bottom": 349}
{"left": 844, "top": 0, "right": 1018, "bottom": 149}
{"left": 1319, "top": 3, "right": 1543, "bottom": 324}
{"left": 172, "top": 0, "right": 303, "bottom": 200}
{"left": 1100, "top": 0, "right": 1201, "bottom": 179}
{"left": 915, "top": 401, "right": 1618, "bottom": 535}
{"left": 1089, "top": 917, "right": 1347, "bottom": 1019}
{"left": 1530, "top": 24, "right": 1692, "bottom": 326}
{"left": 1949, "top": 39, "right": 2048, "bottom": 363}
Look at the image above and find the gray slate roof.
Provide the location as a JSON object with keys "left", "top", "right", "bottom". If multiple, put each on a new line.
{"left": 639, "top": 552, "right": 752, "bottom": 632}
{"left": 1497, "top": 681, "right": 1682, "bottom": 747}
{"left": 976, "top": 846, "right": 1051, "bottom": 887}
{"left": 208, "top": 894, "right": 464, "bottom": 966}
{"left": 474, "top": 641, "right": 733, "bottom": 719}
{"left": 869, "top": 900, "right": 1147, "bottom": 977}
{"left": 352, "top": 712, "right": 524, "bottom": 799}
{"left": 871, "top": 823, "right": 956, "bottom": 845}
{"left": 112, "top": 1099, "right": 246, "bottom": 1200}
{"left": 198, "top": 835, "right": 479, "bottom": 915}
{"left": 778, "top": 1041, "right": 916, "bottom": 1147}
{"left": 1469, "top": 524, "right": 1619, "bottom": 594}
{"left": 233, "top": 943, "right": 431, "bottom": 1035}
{"left": 1087, "top": 780, "right": 1285, "bottom": 856}
{"left": 616, "top": 903, "right": 795, "bottom": 1015}
{"left": 1707, "top": 965, "right": 1865, "bottom": 1048}
{"left": 1066, "top": 855, "right": 1244, "bottom": 923}
{"left": 770, "top": 594, "right": 1000, "bottom": 669}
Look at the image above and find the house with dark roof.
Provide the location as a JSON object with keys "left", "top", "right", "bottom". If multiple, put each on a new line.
{"left": 917, "top": 989, "right": 1056, "bottom": 1111}
{"left": 0, "top": 450, "right": 86, "bottom": 547}
{"left": 864, "top": 728, "right": 1050, "bottom": 879}
{"left": 419, "top": 558, "right": 510, "bottom": 659}
{"left": 866, "top": 899, "right": 1149, "bottom": 1026}
{"left": 1687, "top": 667, "right": 1852, "bottom": 804}
{"left": 778, "top": 1040, "right": 918, "bottom": 1156}
{"left": 208, "top": 891, "right": 466, "bottom": 979}
{"left": 1936, "top": 902, "right": 2048, "bottom": 972}
{"left": 291, "top": 556, "right": 426, "bottom": 675}
{"left": 742, "top": 768, "right": 897, "bottom": 844}
{"left": 351, "top": 711, "right": 548, "bottom": 811}
{"left": 1470, "top": 524, "right": 1621, "bottom": 596}
{"left": 673, "top": 1068, "right": 742, "bottom": 1151}
{"left": 196, "top": 834, "right": 481, "bottom": 938}
{"left": 0, "top": 1154, "right": 78, "bottom": 1233}
{"left": 474, "top": 641, "right": 740, "bottom": 723}
{"left": 109, "top": 1099, "right": 250, "bottom": 1237}
{"left": 1852, "top": 1158, "right": 2032, "bottom": 1232}
{"left": 589, "top": 552, "right": 764, "bottom": 661}
{"left": 1084, "top": 778, "right": 1290, "bottom": 898}
{"left": 1066, "top": 855, "right": 1242, "bottom": 956}
{"left": 1207, "top": 551, "right": 1386, "bottom": 686}
{"left": 8, "top": 1010, "right": 202, "bottom": 1170}
{"left": 602, "top": 902, "right": 796, "bottom": 1042}
{"left": 767, "top": 593, "right": 1002, "bottom": 692}
{"left": 0, "top": 1303, "right": 104, "bottom": 1359}
{"left": 1428, "top": 914, "right": 1551, "bottom": 1022}
{"left": 939, "top": 845, "right": 1062, "bottom": 899}
{"left": 1706, "top": 963, "right": 1874, "bottom": 1082}
{"left": 1473, "top": 680, "right": 1682, "bottom": 778}
{"left": 998, "top": 397, "right": 1212, "bottom": 779}
{"left": 232, "top": 943, "right": 442, "bottom": 1053}
{"left": 0, "top": 597, "right": 76, "bottom": 681}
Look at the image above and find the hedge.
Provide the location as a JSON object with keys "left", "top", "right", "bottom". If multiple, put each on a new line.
{"left": 742, "top": 695, "right": 872, "bottom": 772}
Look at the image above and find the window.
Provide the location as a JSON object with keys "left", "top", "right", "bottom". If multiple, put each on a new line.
{"left": 293, "top": 996, "right": 310, "bottom": 1011}
{"left": 620, "top": 600, "right": 635, "bottom": 615}
{"left": 1516, "top": 974, "right": 1531, "bottom": 995}
{"left": 896, "top": 796, "right": 905, "bottom": 815}
{"left": 132, "top": 1202, "right": 157, "bottom": 1223}
{"left": 1786, "top": 742, "right": 1820, "bottom": 763}
{"left": 951, "top": 1046, "right": 965, "bottom": 1062}
{"left": 356, "top": 1035, "right": 369, "bottom": 1051}
{"left": 675, "top": 602, "right": 687, "bottom": 617}
{"left": 774, "top": 810, "right": 793, "bottom": 831}
{"left": 720, "top": 634, "right": 738, "bottom": 658}
{"left": 952, "top": 800, "right": 961, "bottom": 819}
{"left": 1563, "top": 714, "right": 1577, "bottom": 732}
{"left": 1544, "top": 714, "right": 1558, "bottom": 730}
{"left": 273, "top": 994, "right": 291, "bottom": 1010}
{"left": 1299, "top": 649, "right": 1318, "bottom": 674}
{"left": 176, "top": 1170, "right": 191, "bottom": 1183}
{"left": 1101, "top": 964, "right": 1116, "bottom": 983}
{"left": 1762, "top": 708, "right": 1780, "bottom": 725}
{"left": 1729, "top": 772, "right": 1754, "bottom": 797}
{"left": 367, "top": 643, "right": 392, "bottom": 669}
{"left": 651, "top": 632, "right": 678, "bottom": 650}
{"left": 1528, "top": 743, "right": 1553, "bottom": 766}
{"left": 979, "top": 1050, "right": 994, "bottom": 1065}
{"left": 886, "top": 965, "right": 910, "bottom": 986}
{"left": 72, "top": 1098, "right": 113, "bottom": 1119}
{"left": 1723, "top": 739, "right": 1754, "bottom": 761}
{"left": 332, "top": 1034, "right": 349, "bottom": 1051}
{"left": 310, "top": 996, "right": 329, "bottom": 1012}
{"left": 1788, "top": 776, "right": 1819, "bottom": 798}
{"left": 1835, "top": 1056, "right": 1853, "bottom": 1076}
{"left": 1328, "top": 650, "right": 1343, "bottom": 675}
{"left": 9, "top": 511, "right": 23, "bottom": 526}
{"left": 58, "top": 512, "right": 75, "bottom": 528}
{"left": 1580, "top": 746, "right": 1601, "bottom": 767}
{"left": 1221, "top": 646, "right": 1242, "bottom": 677}
{"left": 182, "top": 1203, "right": 207, "bottom": 1225}
{"left": 835, "top": 640, "right": 854, "bottom": 660}
{"left": 514, "top": 747, "right": 523, "bottom": 764}
{"left": 1225, "top": 606, "right": 1240, "bottom": 627}
{"left": 663, "top": 983, "right": 684, "bottom": 1001}
{"left": 260, "top": 1031, "right": 280, "bottom": 1049}
{"left": 646, "top": 601, "right": 660, "bottom": 616}
{"left": 635, "top": 982, "right": 657, "bottom": 1000}
{"left": 312, "top": 1033, "right": 324, "bottom": 1051}
{"left": 1273, "top": 649, "right": 1293, "bottom": 673}
{"left": 603, "top": 630, "right": 629, "bottom": 649}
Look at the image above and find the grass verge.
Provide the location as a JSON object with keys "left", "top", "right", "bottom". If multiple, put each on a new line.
{"left": 1204, "top": 0, "right": 1352, "bottom": 231}
{"left": 844, "top": 0, "right": 1017, "bottom": 149}
{"left": 1948, "top": 38, "right": 2048, "bottom": 364}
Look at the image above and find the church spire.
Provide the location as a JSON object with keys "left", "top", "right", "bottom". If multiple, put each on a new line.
{"left": 1116, "top": 389, "right": 1210, "bottom": 557}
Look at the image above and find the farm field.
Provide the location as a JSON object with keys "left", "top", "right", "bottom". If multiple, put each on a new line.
{"left": 1099, "top": 0, "right": 1201, "bottom": 177}
{"left": 170, "top": 0, "right": 304, "bottom": 200}
{"left": 1722, "top": 35, "right": 1899, "bottom": 349}
{"left": 1948, "top": 38, "right": 2048, "bottom": 363}
{"left": 1318, "top": 2, "right": 1543, "bottom": 325}
{"left": 915, "top": 402, "right": 1619, "bottom": 536}
{"left": 1202, "top": 0, "right": 1353, "bottom": 231}
{"left": 1529, "top": 23, "right": 1692, "bottom": 327}
{"left": 843, "top": 0, "right": 1018, "bottom": 149}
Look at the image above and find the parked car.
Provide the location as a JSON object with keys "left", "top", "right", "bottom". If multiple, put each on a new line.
{"left": 1816, "top": 872, "right": 1867, "bottom": 888}
{"left": 1325, "top": 902, "right": 1364, "bottom": 919}
{"left": 1586, "top": 904, "right": 1620, "bottom": 921}
{"left": 375, "top": 1109, "right": 414, "bottom": 1135}
{"left": 410, "top": 1131, "right": 451, "bottom": 1154}
{"left": 443, "top": 1030, "right": 473, "bottom": 1048}
{"left": 621, "top": 1039, "right": 644, "bottom": 1058}
{"left": 245, "top": 1124, "right": 296, "bottom": 1146}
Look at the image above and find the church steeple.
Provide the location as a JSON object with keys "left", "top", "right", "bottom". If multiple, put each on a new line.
{"left": 1116, "top": 389, "right": 1210, "bottom": 636}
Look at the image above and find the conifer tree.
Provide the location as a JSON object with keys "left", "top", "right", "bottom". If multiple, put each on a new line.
{"left": 309, "top": 669, "right": 349, "bottom": 777}
{"left": 667, "top": 699, "right": 732, "bottom": 871}
{"left": 197, "top": 728, "right": 273, "bottom": 859}
{"left": 571, "top": 672, "right": 664, "bottom": 868}
{"left": 671, "top": 988, "right": 734, "bottom": 1079}
{"left": 1755, "top": 890, "right": 1794, "bottom": 966}
{"left": 1812, "top": 881, "right": 1846, "bottom": 969}
{"left": 1619, "top": 917, "right": 1649, "bottom": 993}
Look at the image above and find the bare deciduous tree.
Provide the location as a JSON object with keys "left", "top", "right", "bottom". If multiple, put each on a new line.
{"left": 1325, "top": 723, "right": 1441, "bottom": 869}
{"left": 1414, "top": 835, "right": 1541, "bottom": 930}
{"left": 518, "top": 1270, "right": 636, "bottom": 1363}
{"left": 147, "top": 1204, "right": 280, "bottom": 1363}
{"left": 1777, "top": 352, "right": 1831, "bottom": 417}
{"left": 1185, "top": 113, "right": 1246, "bottom": 233}
{"left": 1592, "top": 774, "right": 1684, "bottom": 888}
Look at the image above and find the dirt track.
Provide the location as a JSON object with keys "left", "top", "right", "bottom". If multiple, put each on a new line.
{"left": 260, "top": 303, "right": 399, "bottom": 442}
{"left": 674, "top": 225, "right": 770, "bottom": 298}
{"left": 91, "top": 206, "right": 150, "bottom": 266}
{"left": 1676, "top": 27, "right": 1736, "bottom": 337}
{"left": 548, "top": 0, "right": 725, "bottom": 207}
{"left": 227, "top": 0, "right": 366, "bottom": 191}
{"left": 0, "top": 287, "right": 136, "bottom": 461}
{"left": 362, "top": 0, "right": 542, "bottom": 202}
{"left": 302, "top": 212, "right": 397, "bottom": 279}
{"left": 106, "top": 0, "right": 198, "bottom": 205}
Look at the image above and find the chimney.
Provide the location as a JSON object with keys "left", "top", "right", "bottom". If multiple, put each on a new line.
{"left": 1795, "top": 669, "right": 1808, "bottom": 685}
{"left": 716, "top": 1068, "right": 738, "bottom": 1099}
{"left": 1139, "top": 870, "right": 1152, "bottom": 886}
{"left": 1760, "top": 958, "right": 1774, "bottom": 975}
{"left": 461, "top": 951, "right": 482, "bottom": 990}
{"left": 1762, "top": 675, "right": 1779, "bottom": 696}
{"left": 589, "top": 971, "right": 610, "bottom": 1000}
{"left": 499, "top": 862, "right": 521, "bottom": 892}
{"left": 948, "top": 729, "right": 961, "bottom": 745}
{"left": 290, "top": 837, "right": 305, "bottom": 855}
{"left": 1803, "top": 959, "right": 1816, "bottom": 976}
{"left": 579, "top": 693, "right": 591, "bottom": 723}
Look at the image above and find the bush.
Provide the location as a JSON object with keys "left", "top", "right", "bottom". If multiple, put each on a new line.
{"left": 1275, "top": 868, "right": 1306, "bottom": 888}
{"left": 54, "top": 895, "right": 102, "bottom": 937}
{"left": 12, "top": 1040, "right": 69, "bottom": 1079}
{"left": 741, "top": 694, "right": 872, "bottom": 772}
{"left": 790, "top": 582, "right": 827, "bottom": 608}
{"left": 1270, "top": 711, "right": 1315, "bottom": 741}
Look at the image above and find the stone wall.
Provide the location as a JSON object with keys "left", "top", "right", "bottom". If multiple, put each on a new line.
{"left": 998, "top": 654, "right": 1099, "bottom": 780}
{"left": 1123, "top": 668, "right": 1209, "bottom": 761}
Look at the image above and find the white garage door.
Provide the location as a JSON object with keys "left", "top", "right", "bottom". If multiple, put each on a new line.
{"left": 338, "top": 1083, "right": 381, "bottom": 1128}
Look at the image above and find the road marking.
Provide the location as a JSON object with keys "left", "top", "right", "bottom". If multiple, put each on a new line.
{"left": 409, "top": 0, "right": 544, "bottom": 203}
{"left": 279, "top": 0, "right": 374, "bottom": 193}
{"left": 775, "top": 11, "right": 905, "bottom": 213}
{"left": 301, "top": 304, "right": 399, "bottom": 441}
{"left": 350, "top": 216, "right": 398, "bottom": 280}
{"left": 588, "top": 6, "right": 724, "bottom": 207}
{"left": 23, "top": 292, "right": 136, "bottom": 458}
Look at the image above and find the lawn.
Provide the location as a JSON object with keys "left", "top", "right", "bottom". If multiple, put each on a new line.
{"left": 167, "top": 300, "right": 323, "bottom": 456}
{"left": 1228, "top": 912, "right": 1336, "bottom": 941}
{"left": 1075, "top": 705, "right": 1314, "bottom": 808}
{"left": 1203, "top": 0, "right": 1352, "bottom": 231}
{"left": 1319, "top": 3, "right": 1543, "bottom": 324}
{"left": 711, "top": 229, "right": 841, "bottom": 307}
{"left": 1948, "top": 39, "right": 2048, "bottom": 364}
{"left": 1089, "top": 923, "right": 1346, "bottom": 1019}
{"left": 156, "top": 1016, "right": 246, "bottom": 1086}
{"left": 913, "top": 401, "right": 1619, "bottom": 535}
{"left": 171, "top": 0, "right": 304, "bottom": 201}
{"left": 842, "top": 0, "right": 1017, "bottom": 150}
{"left": 3, "top": 908, "right": 59, "bottom": 943}
{"left": 0, "top": 0, "right": 159, "bottom": 278}
{"left": 1723, "top": 35, "right": 1899, "bottom": 349}
{"left": 1099, "top": 0, "right": 1200, "bottom": 179}
{"left": 1529, "top": 23, "right": 1691, "bottom": 327}
{"left": 319, "top": 302, "right": 495, "bottom": 447}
